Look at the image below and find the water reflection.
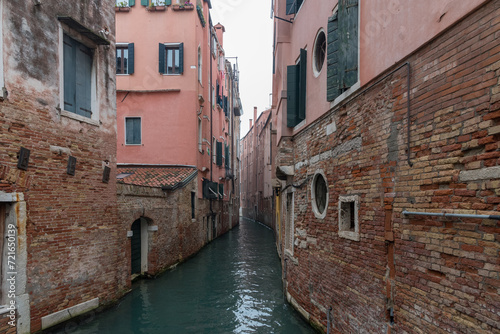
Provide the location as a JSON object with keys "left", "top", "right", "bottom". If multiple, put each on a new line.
{"left": 61, "top": 219, "right": 315, "bottom": 334}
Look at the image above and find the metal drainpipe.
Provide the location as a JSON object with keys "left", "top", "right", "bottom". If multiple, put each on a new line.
{"left": 403, "top": 211, "right": 500, "bottom": 220}
{"left": 209, "top": 25, "right": 213, "bottom": 217}
{"left": 327, "top": 306, "right": 332, "bottom": 334}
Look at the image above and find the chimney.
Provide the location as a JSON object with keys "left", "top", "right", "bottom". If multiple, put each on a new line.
{"left": 254, "top": 107, "right": 257, "bottom": 125}
{"left": 249, "top": 119, "right": 253, "bottom": 129}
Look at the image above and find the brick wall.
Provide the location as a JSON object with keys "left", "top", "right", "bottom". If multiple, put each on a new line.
{"left": 0, "top": 1, "right": 129, "bottom": 332}
{"left": 118, "top": 179, "right": 238, "bottom": 277}
{"left": 278, "top": 1, "right": 500, "bottom": 333}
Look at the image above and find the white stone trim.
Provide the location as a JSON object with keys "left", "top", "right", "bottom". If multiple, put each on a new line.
{"left": 311, "top": 170, "right": 328, "bottom": 219}
{"left": 41, "top": 297, "right": 99, "bottom": 330}
{"left": 0, "top": 192, "right": 29, "bottom": 333}
{"left": 338, "top": 195, "right": 360, "bottom": 241}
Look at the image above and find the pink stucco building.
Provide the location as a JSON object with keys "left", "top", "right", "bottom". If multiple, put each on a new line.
{"left": 115, "top": 0, "right": 242, "bottom": 278}
{"left": 270, "top": 0, "right": 500, "bottom": 332}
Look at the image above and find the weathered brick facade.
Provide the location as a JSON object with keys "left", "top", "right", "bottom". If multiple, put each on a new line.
{"left": 118, "top": 175, "right": 239, "bottom": 278}
{"left": 0, "top": 1, "right": 128, "bottom": 332}
{"left": 277, "top": 1, "right": 500, "bottom": 333}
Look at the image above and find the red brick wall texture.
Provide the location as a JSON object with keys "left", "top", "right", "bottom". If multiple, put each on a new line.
{"left": 280, "top": 2, "right": 500, "bottom": 333}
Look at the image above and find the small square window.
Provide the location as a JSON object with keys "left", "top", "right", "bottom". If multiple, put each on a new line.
{"left": 338, "top": 195, "right": 360, "bottom": 241}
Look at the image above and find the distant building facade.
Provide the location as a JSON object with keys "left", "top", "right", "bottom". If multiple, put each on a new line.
{"left": 0, "top": 0, "right": 127, "bottom": 332}
{"left": 240, "top": 108, "right": 275, "bottom": 229}
{"left": 115, "top": 0, "right": 242, "bottom": 278}
{"left": 271, "top": 0, "right": 500, "bottom": 333}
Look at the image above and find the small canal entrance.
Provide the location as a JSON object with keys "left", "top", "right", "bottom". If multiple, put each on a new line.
{"left": 58, "top": 218, "right": 316, "bottom": 333}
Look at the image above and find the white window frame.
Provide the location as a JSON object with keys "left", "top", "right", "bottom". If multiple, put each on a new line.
{"left": 338, "top": 195, "right": 360, "bottom": 241}
{"left": 312, "top": 28, "right": 326, "bottom": 77}
{"left": 212, "top": 137, "right": 216, "bottom": 163}
{"left": 198, "top": 117, "right": 203, "bottom": 152}
{"left": 116, "top": 43, "right": 130, "bottom": 76}
{"left": 59, "top": 26, "right": 99, "bottom": 126}
{"left": 198, "top": 45, "right": 202, "bottom": 84}
{"left": 125, "top": 117, "right": 142, "bottom": 146}
{"left": 311, "top": 170, "right": 328, "bottom": 219}
{"left": 163, "top": 43, "right": 182, "bottom": 76}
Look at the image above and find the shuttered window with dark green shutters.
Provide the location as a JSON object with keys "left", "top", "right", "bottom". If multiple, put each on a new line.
{"left": 159, "top": 43, "right": 184, "bottom": 74}
{"left": 287, "top": 48, "right": 307, "bottom": 128}
{"left": 216, "top": 141, "right": 223, "bottom": 166}
{"left": 327, "top": 0, "right": 358, "bottom": 102}
{"left": 63, "top": 34, "right": 93, "bottom": 118}
{"left": 224, "top": 144, "right": 229, "bottom": 168}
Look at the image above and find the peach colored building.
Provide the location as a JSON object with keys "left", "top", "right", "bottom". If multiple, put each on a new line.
{"left": 115, "top": 0, "right": 242, "bottom": 278}
{"left": 271, "top": 0, "right": 499, "bottom": 333}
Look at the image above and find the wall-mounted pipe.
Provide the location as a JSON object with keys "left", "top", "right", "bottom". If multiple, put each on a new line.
{"left": 327, "top": 306, "right": 332, "bottom": 334}
{"left": 403, "top": 211, "right": 500, "bottom": 220}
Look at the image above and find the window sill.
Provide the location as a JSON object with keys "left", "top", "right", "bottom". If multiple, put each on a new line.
{"left": 162, "top": 73, "right": 181, "bottom": 76}
{"left": 0, "top": 306, "right": 10, "bottom": 315}
{"left": 329, "top": 81, "right": 361, "bottom": 109}
{"left": 125, "top": 144, "right": 142, "bottom": 146}
{"left": 61, "top": 110, "right": 99, "bottom": 126}
{"left": 339, "top": 230, "right": 360, "bottom": 241}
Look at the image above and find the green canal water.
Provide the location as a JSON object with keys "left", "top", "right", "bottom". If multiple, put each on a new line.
{"left": 67, "top": 219, "right": 316, "bottom": 334}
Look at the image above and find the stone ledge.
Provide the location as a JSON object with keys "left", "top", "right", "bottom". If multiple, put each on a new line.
{"left": 459, "top": 166, "right": 500, "bottom": 182}
{"left": 41, "top": 298, "right": 99, "bottom": 330}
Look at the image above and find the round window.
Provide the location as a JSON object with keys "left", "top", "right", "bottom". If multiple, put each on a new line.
{"left": 313, "top": 30, "right": 326, "bottom": 76}
{"left": 312, "top": 172, "right": 328, "bottom": 218}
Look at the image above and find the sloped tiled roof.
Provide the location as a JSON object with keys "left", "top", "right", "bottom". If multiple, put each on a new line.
{"left": 117, "top": 166, "right": 197, "bottom": 190}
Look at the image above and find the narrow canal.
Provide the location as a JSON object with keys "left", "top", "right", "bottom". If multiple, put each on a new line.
{"left": 68, "top": 218, "right": 316, "bottom": 334}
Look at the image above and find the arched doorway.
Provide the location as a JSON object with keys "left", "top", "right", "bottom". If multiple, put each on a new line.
{"left": 130, "top": 219, "right": 142, "bottom": 275}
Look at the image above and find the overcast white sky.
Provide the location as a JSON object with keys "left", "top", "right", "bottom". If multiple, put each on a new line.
{"left": 210, "top": 0, "right": 274, "bottom": 137}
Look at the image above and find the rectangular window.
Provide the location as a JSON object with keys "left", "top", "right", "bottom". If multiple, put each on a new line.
{"left": 327, "top": 0, "right": 359, "bottom": 102}
{"left": 116, "top": 43, "right": 134, "bottom": 75}
{"left": 63, "top": 34, "right": 93, "bottom": 118}
{"left": 159, "top": 43, "right": 184, "bottom": 75}
{"left": 198, "top": 117, "right": 203, "bottom": 152}
{"left": 285, "top": 192, "right": 294, "bottom": 254}
{"left": 287, "top": 49, "right": 307, "bottom": 127}
{"left": 191, "top": 192, "right": 196, "bottom": 219}
{"left": 338, "top": 195, "right": 360, "bottom": 241}
{"left": 116, "top": 0, "right": 135, "bottom": 6}
{"left": 212, "top": 137, "right": 216, "bottom": 163}
{"left": 216, "top": 141, "right": 223, "bottom": 166}
{"left": 125, "top": 117, "right": 141, "bottom": 145}
{"left": 286, "top": 0, "right": 304, "bottom": 15}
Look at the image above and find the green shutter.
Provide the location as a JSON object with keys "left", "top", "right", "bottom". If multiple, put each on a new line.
{"left": 128, "top": 43, "right": 135, "bottom": 74}
{"left": 327, "top": 12, "right": 341, "bottom": 101}
{"left": 141, "top": 0, "right": 148, "bottom": 6}
{"left": 75, "top": 44, "right": 92, "bottom": 118}
{"left": 225, "top": 144, "right": 229, "bottom": 168}
{"left": 179, "top": 42, "right": 184, "bottom": 74}
{"left": 216, "top": 141, "right": 223, "bottom": 166}
{"left": 343, "top": 0, "right": 359, "bottom": 88}
{"left": 159, "top": 43, "right": 165, "bottom": 74}
{"left": 165, "top": 0, "right": 171, "bottom": 5}
{"left": 287, "top": 64, "right": 299, "bottom": 127}
{"left": 129, "top": 0, "right": 135, "bottom": 6}
{"left": 63, "top": 35, "right": 76, "bottom": 113}
{"left": 298, "top": 48, "right": 307, "bottom": 121}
